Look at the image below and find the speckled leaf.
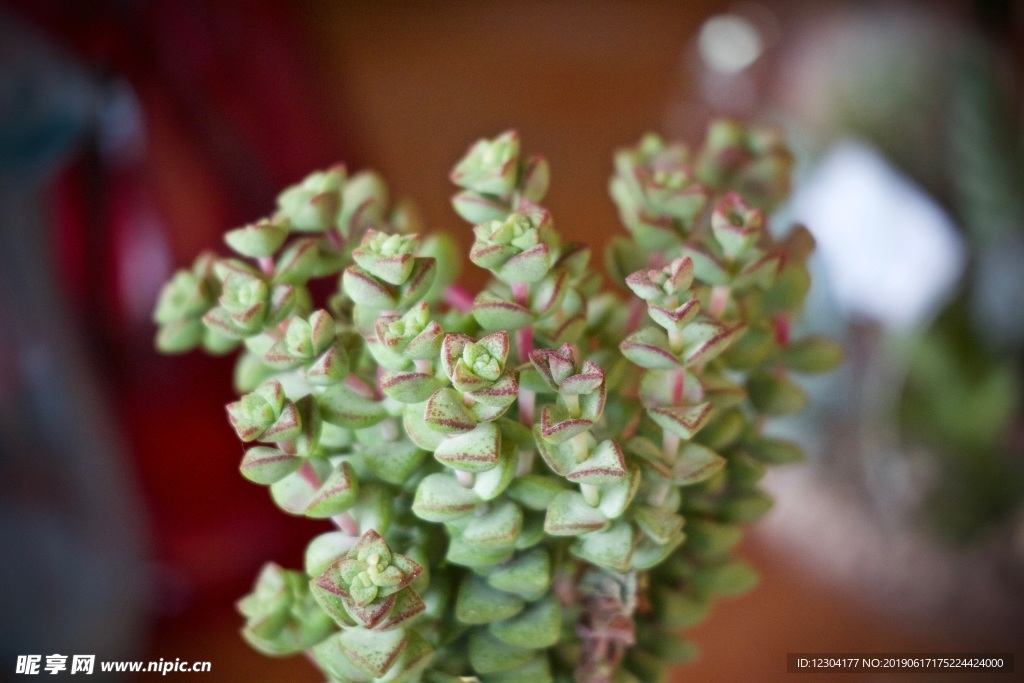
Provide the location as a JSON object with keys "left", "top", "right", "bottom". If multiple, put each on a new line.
{"left": 468, "top": 629, "right": 534, "bottom": 674}
{"left": 488, "top": 597, "right": 561, "bottom": 649}
{"left": 445, "top": 535, "right": 515, "bottom": 568}
{"left": 538, "top": 404, "right": 593, "bottom": 444}
{"left": 533, "top": 424, "right": 578, "bottom": 475}
{"left": 680, "top": 244, "right": 729, "bottom": 285}
{"left": 462, "top": 499, "right": 523, "bottom": 549}
{"left": 396, "top": 258, "right": 437, "bottom": 309}
{"left": 633, "top": 506, "right": 685, "bottom": 545}
{"left": 305, "top": 461, "right": 359, "bottom": 518}
{"left": 412, "top": 473, "right": 481, "bottom": 522}
{"left": 376, "top": 588, "right": 426, "bottom": 631}
{"left": 473, "top": 292, "right": 534, "bottom": 331}
{"left": 648, "top": 402, "right": 712, "bottom": 439}
{"left": 379, "top": 371, "right": 446, "bottom": 404}
{"left": 648, "top": 299, "right": 700, "bottom": 332}
{"left": 466, "top": 372, "right": 518, "bottom": 408}
{"left": 544, "top": 490, "right": 608, "bottom": 536}
{"left": 360, "top": 440, "right": 427, "bottom": 485}
{"left": 570, "top": 520, "right": 635, "bottom": 573}
{"left": 528, "top": 269, "right": 568, "bottom": 317}
{"left": 424, "top": 387, "right": 477, "bottom": 434}
{"left": 567, "top": 440, "right": 627, "bottom": 485}
{"left": 240, "top": 447, "right": 301, "bottom": 485}
{"left": 434, "top": 422, "right": 501, "bottom": 473}
{"left": 480, "top": 655, "right": 553, "bottom": 683}
{"left": 485, "top": 547, "right": 551, "bottom": 600}
{"left": 631, "top": 529, "right": 685, "bottom": 570}
{"left": 270, "top": 460, "right": 328, "bottom": 516}
{"left": 682, "top": 320, "right": 745, "bottom": 366}
{"left": 402, "top": 401, "right": 445, "bottom": 451}
{"left": 337, "top": 626, "right": 408, "bottom": 678}
{"left": 453, "top": 190, "right": 511, "bottom": 224}
{"left": 620, "top": 327, "right": 680, "bottom": 369}
{"left": 306, "top": 344, "right": 349, "bottom": 386}
{"left": 304, "top": 531, "right": 358, "bottom": 577}
{"left": 456, "top": 575, "right": 524, "bottom": 624}
{"left": 320, "top": 383, "right": 388, "bottom": 429}
{"left": 506, "top": 475, "right": 565, "bottom": 511}
{"left": 597, "top": 465, "right": 641, "bottom": 519}
{"left": 343, "top": 266, "right": 397, "bottom": 310}
{"left": 472, "top": 438, "right": 518, "bottom": 501}
{"left": 498, "top": 243, "right": 551, "bottom": 283}
{"left": 673, "top": 443, "right": 726, "bottom": 484}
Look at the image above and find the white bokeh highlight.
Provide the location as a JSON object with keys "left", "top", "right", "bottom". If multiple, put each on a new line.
{"left": 791, "top": 141, "right": 965, "bottom": 331}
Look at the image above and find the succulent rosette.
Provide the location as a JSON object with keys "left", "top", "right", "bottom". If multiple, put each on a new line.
{"left": 153, "top": 251, "right": 237, "bottom": 354}
{"left": 276, "top": 165, "right": 346, "bottom": 233}
{"left": 238, "top": 563, "right": 334, "bottom": 656}
{"left": 609, "top": 132, "right": 709, "bottom": 249}
{"left": 695, "top": 120, "right": 794, "bottom": 211}
{"left": 450, "top": 129, "right": 521, "bottom": 197}
{"left": 438, "top": 332, "right": 518, "bottom": 408}
{"left": 469, "top": 206, "right": 560, "bottom": 284}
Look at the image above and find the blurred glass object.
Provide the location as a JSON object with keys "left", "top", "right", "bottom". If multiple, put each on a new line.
{"left": 0, "top": 10, "right": 148, "bottom": 662}
{"left": 790, "top": 141, "right": 965, "bottom": 332}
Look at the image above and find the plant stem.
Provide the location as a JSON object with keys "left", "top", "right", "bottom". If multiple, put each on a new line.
{"left": 443, "top": 284, "right": 474, "bottom": 313}
{"left": 511, "top": 282, "right": 533, "bottom": 363}
{"left": 456, "top": 470, "right": 476, "bottom": 487}
{"left": 258, "top": 257, "right": 275, "bottom": 277}
{"left": 516, "top": 448, "right": 535, "bottom": 476}
{"left": 518, "top": 385, "right": 535, "bottom": 428}
{"left": 662, "top": 430, "right": 680, "bottom": 465}
{"left": 571, "top": 432, "right": 589, "bottom": 463}
{"left": 563, "top": 393, "right": 580, "bottom": 417}
{"left": 332, "top": 513, "right": 360, "bottom": 536}
{"left": 581, "top": 483, "right": 600, "bottom": 506}
{"left": 710, "top": 285, "right": 731, "bottom": 318}
{"left": 626, "top": 299, "right": 645, "bottom": 332}
{"left": 299, "top": 462, "right": 360, "bottom": 537}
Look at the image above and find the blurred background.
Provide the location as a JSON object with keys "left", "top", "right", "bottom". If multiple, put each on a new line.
{"left": 1, "top": 0, "right": 1021, "bottom": 681}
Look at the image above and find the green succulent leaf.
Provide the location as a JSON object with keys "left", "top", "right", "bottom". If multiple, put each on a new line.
{"left": 487, "top": 597, "right": 562, "bottom": 649}
{"left": 412, "top": 473, "right": 481, "bottom": 522}
{"left": 456, "top": 575, "right": 525, "bottom": 625}
{"left": 544, "top": 490, "right": 609, "bottom": 536}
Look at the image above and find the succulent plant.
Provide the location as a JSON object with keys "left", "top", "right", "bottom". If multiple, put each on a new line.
{"left": 154, "top": 122, "right": 839, "bottom": 682}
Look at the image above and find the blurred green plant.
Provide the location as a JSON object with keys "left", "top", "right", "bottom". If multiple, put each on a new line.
{"left": 154, "top": 122, "right": 838, "bottom": 682}
{"left": 897, "top": 38, "right": 1024, "bottom": 543}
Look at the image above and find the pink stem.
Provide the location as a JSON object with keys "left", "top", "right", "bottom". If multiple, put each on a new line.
{"left": 346, "top": 374, "right": 379, "bottom": 399}
{"left": 511, "top": 282, "right": 534, "bottom": 363}
{"left": 297, "top": 461, "right": 323, "bottom": 489}
{"left": 258, "top": 257, "right": 275, "bottom": 277}
{"left": 332, "top": 513, "right": 360, "bottom": 536}
{"left": 443, "top": 285, "right": 475, "bottom": 313}
{"left": 773, "top": 314, "right": 791, "bottom": 347}
{"left": 710, "top": 285, "right": 730, "bottom": 319}
{"left": 671, "top": 369, "right": 685, "bottom": 406}
{"left": 326, "top": 228, "right": 345, "bottom": 250}
{"left": 299, "top": 462, "right": 359, "bottom": 536}
{"left": 518, "top": 385, "right": 535, "bottom": 428}
{"left": 626, "top": 299, "right": 645, "bottom": 332}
